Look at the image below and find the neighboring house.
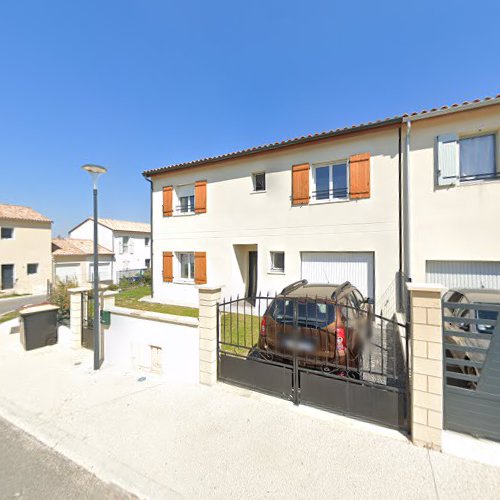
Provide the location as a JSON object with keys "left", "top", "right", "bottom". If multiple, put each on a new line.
{"left": 68, "top": 218, "right": 151, "bottom": 283}
{"left": 0, "top": 203, "right": 52, "bottom": 295}
{"left": 143, "top": 94, "right": 500, "bottom": 310}
{"left": 52, "top": 238, "right": 114, "bottom": 286}
{"left": 407, "top": 97, "right": 500, "bottom": 289}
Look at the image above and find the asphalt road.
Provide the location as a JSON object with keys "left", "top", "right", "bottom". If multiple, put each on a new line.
{"left": 0, "top": 417, "right": 134, "bottom": 500}
{"left": 0, "top": 294, "right": 47, "bottom": 315}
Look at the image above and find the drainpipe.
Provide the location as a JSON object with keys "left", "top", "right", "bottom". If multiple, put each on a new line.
{"left": 143, "top": 174, "right": 154, "bottom": 299}
{"left": 403, "top": 119, "right": 412, "bottom": 280}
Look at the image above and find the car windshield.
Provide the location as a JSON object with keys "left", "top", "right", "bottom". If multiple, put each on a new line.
{"left": 476, "top": 306, "right": 498, "bottom": 334}
{"left": 297, "top": 301, "right": 335, "bottom": 329}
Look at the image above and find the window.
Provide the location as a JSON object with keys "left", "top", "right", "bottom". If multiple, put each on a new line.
{"left": 121, "top": 236, "right": 130, "bottom": 254}
{"left": 178, "top": 252, "right": 195, "bottom": 281}
{"left": 270, "top": 251, "right": 285, "bottom": 273}
{"left": 27, "top": 263, "right": 38, "bottom": 275}
{"left": 252, "top": 172, "right": 266, "bottom": 192}
{"left": 1, "top": 227, "right": 13, "bottom": 239}
{"left": 176, "top": 185, "right": 195, "bottom": 214}
{"left": 313, "top": 162, "right": 348, "bottom": 201}
{"left": 459, "top": 134, "right": 496, "bottom": 181}
{"left": 145, "top": 258, "right": 151, "bottom": 268}
{"left": 145, "top": 237, "right": 150, "bottom": 247}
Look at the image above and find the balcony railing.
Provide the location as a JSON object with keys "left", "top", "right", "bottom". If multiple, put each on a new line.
{"left": 311, "top": 187, "right": 349, "bottom": 201}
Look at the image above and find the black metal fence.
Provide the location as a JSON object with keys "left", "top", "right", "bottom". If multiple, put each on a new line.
{"left": 218, "top": 294, "right": 409, "bottom": 431}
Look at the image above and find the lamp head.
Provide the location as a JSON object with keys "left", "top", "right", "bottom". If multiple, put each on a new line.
{"left": 81, "top": 164, "right": 107, "bottom": 188}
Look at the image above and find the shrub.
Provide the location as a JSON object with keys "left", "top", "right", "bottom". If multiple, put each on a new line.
{"left": 107, "top": 283, "right": 120, "bottom": 291}
{"left": 50, "top": 279, "right": 78, "bottom": 318}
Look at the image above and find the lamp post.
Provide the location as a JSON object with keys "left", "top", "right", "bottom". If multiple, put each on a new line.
{"left": 81, "top": 164, "right": 108, "bottom": 370}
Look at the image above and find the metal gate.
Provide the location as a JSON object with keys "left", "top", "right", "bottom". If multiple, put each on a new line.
{"left": 81, "top": 292, "right": 94, "bottom": 350}
{"left": 443, "top": 300, "right": 500, "bottom": 442}
{"left": 217, "top": 295, "right": 409, "bottom": 432}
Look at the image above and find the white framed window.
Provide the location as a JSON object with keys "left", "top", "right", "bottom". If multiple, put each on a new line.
{"left": 175, "top": 184, "right": 195, "bottom": 214}
{"left": 145, "top": 258, "right": 151, "bottom": 268}
{"left": 1, "top": 227, "right": 14, "bottom": 239}
{"left": 252, "top": 172, "right": 266, "bottom": 192}
{"left": 176, "top": 252, "right": 195, "bottom": 282}
{"left": 270, "top": 251, "right": 285, "bottom": 273}
{"left": 27, "top": 263, "right": 38, "bottom": 275}
{"left": 312, "top": 162, "right": 349, "bottom": 202}
{"left": 437, "top": 132, "right": 498, "bottom": 185}
{"left": 120, "top": 236, "right": 129, "bottom": 254}
{"left": 459, "top": 133, "right": 496, "bottom": 180}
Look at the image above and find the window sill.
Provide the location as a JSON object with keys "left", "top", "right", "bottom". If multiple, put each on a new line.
{"left": 310, "top": 198, "right": 350, "bottom": 206}
{"left": 173, "top": 279, "right": 196, "bottom": 285}
{"left": 250, "top": 190, "right": 267, "bottom": 195}
{"left": 268, "top": 270, "right": 285, "bottom": 275}
{"left": 173, "top": 212, "right": 196, "bottom": 217}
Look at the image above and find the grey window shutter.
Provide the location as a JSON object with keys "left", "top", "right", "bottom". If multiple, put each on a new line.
{"left": 437, "top": 134, "right": 459, "bottom": 186}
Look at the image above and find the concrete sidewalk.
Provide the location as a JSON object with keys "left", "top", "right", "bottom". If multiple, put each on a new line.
{"left": 0, "top": 319, "right": 499, "bottom": 499}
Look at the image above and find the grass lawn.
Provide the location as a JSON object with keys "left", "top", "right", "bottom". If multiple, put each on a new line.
{"left": 115, "top": 286, "right": 199, "bottom": 318}
{"left": 219, "top": 312, "right": 261, "bottom": 357}
{"left": 0, "top": 311, "right": 20, "bottom": 324}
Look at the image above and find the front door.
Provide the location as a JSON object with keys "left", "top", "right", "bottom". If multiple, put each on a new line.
{"left": 247, "top": 251, "right": 258, "bottom": 299}
{"left": 1, "top": 264, "right": 14, "bottom": 290}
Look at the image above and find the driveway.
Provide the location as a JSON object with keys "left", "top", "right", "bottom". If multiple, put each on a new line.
{"left": 0, "top": 294, "right": 47, "bottom": 315}
{"left": 0, "top": 318, "right": 499, "bottom": 499}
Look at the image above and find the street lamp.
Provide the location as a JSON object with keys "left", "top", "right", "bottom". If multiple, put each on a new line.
{"left": 81, "top": 164, "right": 108, "bottom": 370}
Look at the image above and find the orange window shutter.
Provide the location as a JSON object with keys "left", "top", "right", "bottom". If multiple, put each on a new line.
{"left": 194, "top": 252, "right": 207, "bottom": 284}
{"left": 163, "top": 252, "right": 173, "bottom": 282}
{"left": 291, "top": 163, "right": 310, "bottom": 206}
{"left": 349, "top": 153, "right": 371, "bottom": 199}
{"left": 194, "top": 180, "right": 207, "bottom": 214}
{"left": 163, "top": 186, "right": 173, "bottom": 216}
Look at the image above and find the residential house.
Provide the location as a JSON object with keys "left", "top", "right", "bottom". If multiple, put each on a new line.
{"left": 0, "top": 203, "right": 52, "bottom": 295}
{"left": 68, "top": 218, "right": 151, "bottom": 283}
{"left": 52, "top": 238, "right": 114, "bottom": 286}
{"left": 144, "top": 94, "right": 500, "bottom": 310}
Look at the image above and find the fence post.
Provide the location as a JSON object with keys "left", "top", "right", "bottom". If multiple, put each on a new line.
{"left": 68, "top": 287, "right": 91, "bottom": 350}
{"left": 101, "top": 290, "right": 118, "bottom": 311}
{"left": 198, "top": 286, "right": 222, "bottom": 386}
{"left": 407, "top": 283, "right": 447, "bottom": 450}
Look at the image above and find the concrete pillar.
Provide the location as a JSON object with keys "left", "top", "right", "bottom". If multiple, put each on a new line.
{"left": 407, "top": 283, "right": 447, "bottom": 451}
{"left": 198, "top": 286, "right": 221, "bottom": 386}
{"left": 101, "top": 290, "right": 118, "bottom": 311}
{"left": 68, "top": 287, "right": 91, "bottom": 350}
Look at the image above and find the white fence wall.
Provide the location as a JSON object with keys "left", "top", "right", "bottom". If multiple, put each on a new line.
{"left": 104, "top": 306, "right": 199, "bottom": 383}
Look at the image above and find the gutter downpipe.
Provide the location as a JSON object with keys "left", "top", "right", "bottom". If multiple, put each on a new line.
{"left": 143, "top": 174, "right": 154, "bottom": 299}
{"left": 403, "top": 119, "right": 412, "bottom": 289}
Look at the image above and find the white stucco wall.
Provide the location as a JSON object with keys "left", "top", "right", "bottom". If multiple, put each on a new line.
{"left": 70, "top": 219, "right": 114, "bottom": 251}
{"left": 0, "top": 220, "right": 52, "bottom": 294}
{"left": 103, "top": 307, "right": 199, "bottom": 383}
{"left": 53, "top": 254, "right": 114, "bottom": 286}
{"left": 408, "top": 105, "right": 500, "bottom": 282}
{"left": 151, "top": 126, "right": 402, "bottom": 307}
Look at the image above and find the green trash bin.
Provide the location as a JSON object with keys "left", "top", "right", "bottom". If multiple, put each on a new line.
{"left": 19, "top": 304, "right": 59, "bottom": 351}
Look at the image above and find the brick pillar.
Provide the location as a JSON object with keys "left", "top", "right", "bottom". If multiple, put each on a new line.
{"left": 68, "top": 287, "right": 91, "bottom": 350}
{"left": 407, "top": 283, "right": 447, "bottom": 450}
{"left": 198, "top": 286, "right": 221, "bottom": 386}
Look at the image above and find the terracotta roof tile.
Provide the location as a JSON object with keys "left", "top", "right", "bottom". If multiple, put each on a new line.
{"left": 52, "top": 238, "right": 113, "bottom": 256}
{"left": 0, "top": 203, "right": 51, "bottom": 223}
{"left": 143, "top": 93, "right": 500, "bottom": 177}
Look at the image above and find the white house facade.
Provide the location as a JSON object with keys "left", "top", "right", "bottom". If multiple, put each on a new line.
{"left": 69, "top": 218, "right": 151, "bottom": 283}
{"left": 144, "top": 94, "right": 500, "bottom": 311}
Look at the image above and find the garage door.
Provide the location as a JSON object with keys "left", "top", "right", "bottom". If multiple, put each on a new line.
{"left": 301, "top": 252, "right": 374, "bottom": 299}
{"left": 55, "top": 263, "right": 80, "bottom": 283}
{"left": 426, "top": 261, "right": 500, "bottom": 289}
{"left": 89, "top": 262, "right": 112, "bottom": 282}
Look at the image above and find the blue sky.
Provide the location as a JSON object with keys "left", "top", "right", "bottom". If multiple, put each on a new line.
{"left": 0, "top": 0, "right": 498, "bottom": 235}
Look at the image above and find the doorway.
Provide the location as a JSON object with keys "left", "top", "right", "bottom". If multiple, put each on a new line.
{"left": 247, "top": 251, "right": 258, "bottom": 299}
{"left": 1, "top": 264, "right": 14, "bottom": 290}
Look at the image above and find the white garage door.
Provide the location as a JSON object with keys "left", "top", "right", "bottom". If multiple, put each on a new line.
{"left": 301, "top": 252, "right": 375, "bottom": 299}
{"left": 426, "top": 261, "right": 500, "bottom": 289}
{"left": 89, "top": 262, "right": 112, "bottom": 282}
{"left": 55, "top": 263, "right": 80, "bottom": 283}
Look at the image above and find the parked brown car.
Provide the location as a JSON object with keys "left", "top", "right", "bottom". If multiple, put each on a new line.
{"left": 257, "top": 280, "right": 373, "bottom": 376}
